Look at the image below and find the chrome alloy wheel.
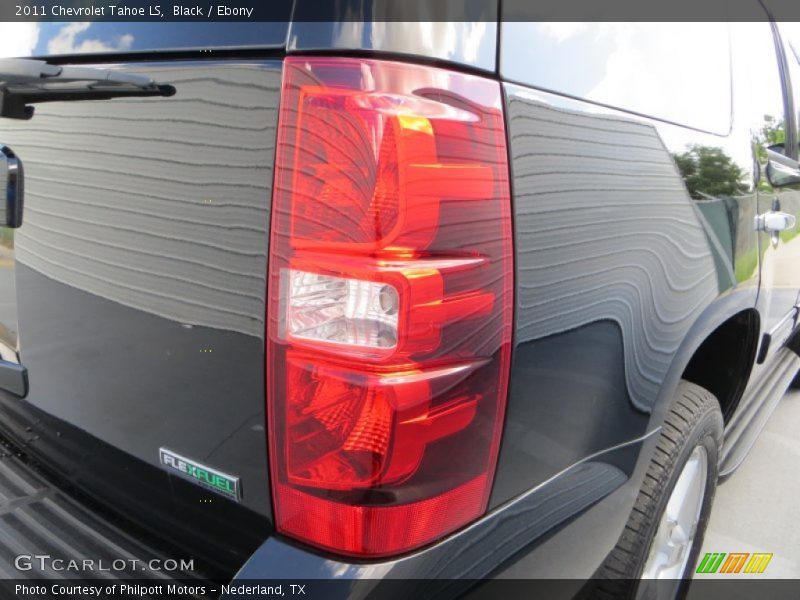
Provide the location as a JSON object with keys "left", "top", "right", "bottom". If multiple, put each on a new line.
{"left": 641, "top": 445, "right": 709, "bottom": 582}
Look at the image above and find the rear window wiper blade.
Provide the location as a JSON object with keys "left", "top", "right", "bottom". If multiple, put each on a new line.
{"left": 0, "top": 58, "right": 176, "bottom": 120}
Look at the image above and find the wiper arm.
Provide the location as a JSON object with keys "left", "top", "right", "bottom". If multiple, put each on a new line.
{"left": 0, "top": 58, "right": 176, "bottom": 120}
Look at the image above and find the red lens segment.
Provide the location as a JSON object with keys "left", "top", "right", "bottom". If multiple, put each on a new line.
{"left": 267, "top": 57, "right": 514, "bottom": 557}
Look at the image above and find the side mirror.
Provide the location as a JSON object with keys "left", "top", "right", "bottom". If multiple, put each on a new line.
{"left": 0, "top": 145, "right": 23, "bottom": 228}
{"left": 766, "top": 143, "right": 800, "bottom": 188}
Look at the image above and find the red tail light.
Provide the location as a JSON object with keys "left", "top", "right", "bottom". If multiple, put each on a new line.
{"left": 267, "top": 57, "right": 513, "bottom": 558}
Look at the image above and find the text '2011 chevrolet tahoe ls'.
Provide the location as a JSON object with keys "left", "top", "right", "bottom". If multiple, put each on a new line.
{"left": 0, "top": 9, "right": 799, "bottom": 600}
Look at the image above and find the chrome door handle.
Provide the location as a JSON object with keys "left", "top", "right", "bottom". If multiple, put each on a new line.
{"left": 755, "top": 211, "right": 796, "bottom": 233}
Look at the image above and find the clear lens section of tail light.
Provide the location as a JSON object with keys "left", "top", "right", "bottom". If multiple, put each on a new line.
{"left": 267, "top": 57, "right": 514, "bottom": 558}
{"left": 281, "top": 269, "right": 399, "bottom": 349}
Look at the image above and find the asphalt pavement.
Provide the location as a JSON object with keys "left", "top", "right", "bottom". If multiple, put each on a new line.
{"left": 697, "top": 389, "right": 800, "bottom": 578}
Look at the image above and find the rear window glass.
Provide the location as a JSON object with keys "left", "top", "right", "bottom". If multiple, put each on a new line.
{"left": 501, "top": 22, "right": 732, "bottom": 134}
{"left": 0, "top": 22, "right": 288, "bottom": 58}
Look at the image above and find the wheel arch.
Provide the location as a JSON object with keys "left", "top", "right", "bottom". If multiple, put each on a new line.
{"left": 649, "top": 289, "right": 760, "bottom": 430}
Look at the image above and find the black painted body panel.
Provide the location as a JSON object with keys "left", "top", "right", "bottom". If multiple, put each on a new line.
{"left": 14, "top": 23, "right": 290, "bottom": 60}
{"left": 490, "top": 21, "right": 800, "bottom": 513}
{"left": 490, "top": 321, "right": 648, "bottom": 507}
{"left": 232, "top": 435, "right": 649, "bottom": 586}
{"left": 492, "top": 79, "right": 760, "bottom": 507}
{"left": 0, "top": 60, "right": 280, "bottom": 572}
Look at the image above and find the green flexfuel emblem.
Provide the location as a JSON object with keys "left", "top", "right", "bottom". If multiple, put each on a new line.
{"left": 159, "top": 448, "right": 241, "bottom": 502}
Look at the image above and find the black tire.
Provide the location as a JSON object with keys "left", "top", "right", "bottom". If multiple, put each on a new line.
{"left": 597, "top": 380, "right": 724, "bottom": 599}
